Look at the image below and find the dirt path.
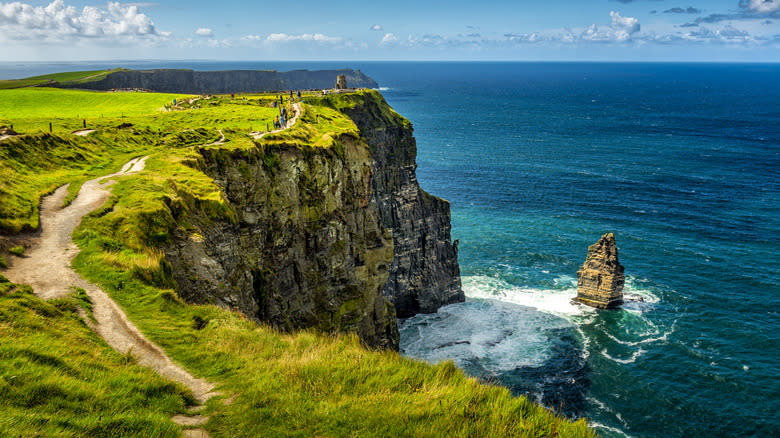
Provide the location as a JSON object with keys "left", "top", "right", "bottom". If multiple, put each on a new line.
{"left": 3, "top": 156, "right": 216, "bottom": 436}
{"left": 250, "top": 102, "right": 303, "bottom": 140}
{"left": 204, "top": 129, "right": 226, "bottom": 146}
{"left": 72, "top": 129, "right": 96, "bottom": 136}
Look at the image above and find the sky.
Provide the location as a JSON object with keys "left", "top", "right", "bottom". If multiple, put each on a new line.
{"left": 0, "top": 0, "right": 778, "bottom": 62}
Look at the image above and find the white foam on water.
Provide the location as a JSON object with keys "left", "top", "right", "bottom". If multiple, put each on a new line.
{"left": 377, "top": 87, "right": 391, "bottom": 91}
{"left": 603, "top": 320, "right": 676, "bottom": 347}
{"left": 601, "top": 348, "right": 646, "bottom": 364}
{"left": 589, "top": 423, "right": 633, "bottom": 438}
{"left": 462, "top": 275, "right": 591, "bottom": 318}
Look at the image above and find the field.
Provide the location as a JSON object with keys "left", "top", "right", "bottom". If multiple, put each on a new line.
{"left": 0, "top": 276, "right": 191, "bottom": 437}
{"left": 0, "top": 87, "right": 595, "bottom": 437}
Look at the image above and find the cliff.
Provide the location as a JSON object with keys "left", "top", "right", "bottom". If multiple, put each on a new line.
{"left": 56, "top": 69, "right": 378, "bottom": 93}
{"left": 574, "top": 233, "right": 625, "bottom": 309}
{"left": 164, "top": 91, "right": 462, "bottom": 349}
{"left": 332, "top": 93, "right": 464, "bottom": 317}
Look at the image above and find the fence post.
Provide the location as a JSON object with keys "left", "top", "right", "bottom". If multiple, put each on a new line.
{"left": 49, "top": 122, "right": 52, "bottom": 133}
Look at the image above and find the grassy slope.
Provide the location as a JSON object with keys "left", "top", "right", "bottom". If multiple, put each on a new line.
{"left": 0, "top": 87, "right": 595, "bottom": 437}
{"left": 0, "top": 69, "right": 118, "bottom": 90}
{"left": 0, "top": 275, "right": 192, "bottom": 437}
{"left": 0, "top": 91, "right": 279, "bottom": 232}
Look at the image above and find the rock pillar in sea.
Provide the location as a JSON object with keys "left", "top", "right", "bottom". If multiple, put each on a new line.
{"left": 335, "top": 74, "right": 347, "bottom": 90}
{"left": 575, "top": 233, "right": 624, "bottom": 309}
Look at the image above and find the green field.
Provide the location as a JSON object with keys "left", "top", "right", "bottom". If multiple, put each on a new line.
{"left": 0, "top": 87, "right": 190, "bottom": 119}
{"left": 0, "top": 276, "right": 191, "bottom": 437}
{"left": 0, "top": 87, "right": 596, "bottom": 437}
{"left": 0, "top": 69, "right": 119, "bottom": 90}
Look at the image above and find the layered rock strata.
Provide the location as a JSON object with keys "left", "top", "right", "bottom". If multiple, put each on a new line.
{"left": 337, "top": 92, "right": 464, "bottom": 318}
{"left": 574, "top": 233, "right": 624, "bottom": 309}
{"left": 164, "top": 91, "right": 462, "bottom": 349}
{"left": 59, "top": 69, "right": 377, "bottom": 94}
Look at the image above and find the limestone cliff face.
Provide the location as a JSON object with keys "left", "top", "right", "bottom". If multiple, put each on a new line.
{"left": 165, "top": 137, "right": 398, "bottom": 350}
{"left": 163, "top": 91, "right": 462, "bottom": 350}
{"left": 334, "top": 92, "right": 464, "bottom": 318}
{"left": 60, "top": 69, "right": 378, "bottom": 94}
{"left": 575, "top": 233, "right": 624, "bottom": 309}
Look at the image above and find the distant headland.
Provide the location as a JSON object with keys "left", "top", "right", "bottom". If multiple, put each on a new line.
{"left": 5, "top": 68, "right": 378, "bottom": 94}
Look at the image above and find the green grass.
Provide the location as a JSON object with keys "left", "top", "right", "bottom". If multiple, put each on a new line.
{"left": 25, "top": 69, "right": 119, "bottom": 84}
{"left": 8, "top": 246, "right": 23, "bottom": 256}
{"left": 0, "top": 86, "right": 596, "bottom": 437}
{"left": 0, "top": 87, "right": 190, "bottom": 119}
{"left": 0, "top": 69, "right": 120, "bottom": 90}
{"left": 0, "top": 276, "right": 192, "bottom": 437}
{"left": 0, "top": 78, "right": 50, "bottom": 90}
{"left": 0, "top": 90, "right": 277, "bottom": 232}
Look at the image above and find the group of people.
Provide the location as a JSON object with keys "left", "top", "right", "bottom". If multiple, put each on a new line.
{"left": 273, "top": 105, "right": 289, "bottom": 129}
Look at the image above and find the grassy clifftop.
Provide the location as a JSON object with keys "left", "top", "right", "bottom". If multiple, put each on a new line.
{"left": 0, "top": 86, "right": 595, "bottom": 437}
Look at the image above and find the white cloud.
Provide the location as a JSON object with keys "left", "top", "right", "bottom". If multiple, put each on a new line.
{"left": 380, "top": 32, "right": 397, "bottom": 45}
{"left": 0, "top": 0, "right": 161, "bottom": 41}
{"left": 742, "top": 0, "right": 780, "bottom": 13}
{"left": 370, "top": 24, "right": 382, "bottom": 31}
{"left": 579, "top": 11, "right": 641, "bottom": 42}
{"left": 195, "top": 27, "right": 212, "bottom": 37}
{"left": 241, "top": 34, "right": 261, "bottom": 41}
{"left": 265, "top": 32, "right": 342, "bottom": 43}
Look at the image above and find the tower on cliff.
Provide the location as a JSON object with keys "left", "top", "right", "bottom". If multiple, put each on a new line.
{"left": 574, "top": 233, "right": 625, "bottom": 309}
{"left": 335, "top": 74, "right": 347, "bottom": 90}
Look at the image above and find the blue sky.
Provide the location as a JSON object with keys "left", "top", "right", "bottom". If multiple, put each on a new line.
{"left": 0, "top": 0, "right": 778, "bottom": 61}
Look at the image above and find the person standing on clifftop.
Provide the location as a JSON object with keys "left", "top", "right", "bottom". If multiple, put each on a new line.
{"left": 297, "top": 90, "right": 301, "bottom": 100}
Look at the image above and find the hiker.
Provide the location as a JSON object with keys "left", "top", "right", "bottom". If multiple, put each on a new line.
{"left": 297, "top": 90, "right": 301, "bottom": 100}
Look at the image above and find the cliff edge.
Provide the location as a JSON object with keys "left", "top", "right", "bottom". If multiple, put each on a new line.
{"left": 329, "top": 92, "right": 464, "bottom": 317}
{"left": 164, "top": 90, "right": 462, "bottom": 349}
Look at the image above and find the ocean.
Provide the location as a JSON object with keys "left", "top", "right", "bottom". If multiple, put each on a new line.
{"left": 2, "top": 61, "right": 778, "bottom": 437}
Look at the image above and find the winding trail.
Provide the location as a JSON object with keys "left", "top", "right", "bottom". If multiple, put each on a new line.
{"left": 3, "top": 156, "right": 216, "bottom": 436}
{"left": 250, "top": 102, "right": 302, "bottom": 140}
{"left": 2, "top": 101, "right": 305, "bottom": 436}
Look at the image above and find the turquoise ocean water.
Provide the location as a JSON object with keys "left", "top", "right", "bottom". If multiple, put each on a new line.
{"left": 2, "top": 61, "right": 778, "bottom": 437}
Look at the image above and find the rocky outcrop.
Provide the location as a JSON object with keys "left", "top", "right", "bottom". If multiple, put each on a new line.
{"left": 58, "top": 69, "right": 378, "bottom": 94}
{"left": 574, "top": 233, "right": 624, "bottom": 309}
{"left": 334, "top": 92, "right": 464, "bottom": 318}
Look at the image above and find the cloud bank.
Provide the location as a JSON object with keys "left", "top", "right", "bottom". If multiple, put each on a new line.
{"left": 0, "top": 0, "right": 162, "bottom": 41}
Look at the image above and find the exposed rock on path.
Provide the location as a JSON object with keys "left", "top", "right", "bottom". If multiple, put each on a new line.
{"left": 3, "top": 156, "right": 216, "bottom": 435}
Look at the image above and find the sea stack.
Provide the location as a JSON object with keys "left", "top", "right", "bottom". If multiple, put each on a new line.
{"left": 335, "top": 74, "right": 347, "bottom": 89}
{"left": 574, "top": 233, "right": 624, "bottom": 309}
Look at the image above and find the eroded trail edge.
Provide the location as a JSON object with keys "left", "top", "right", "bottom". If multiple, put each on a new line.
{"left": 4, "top": 156, "right": 216, "bottom": 435}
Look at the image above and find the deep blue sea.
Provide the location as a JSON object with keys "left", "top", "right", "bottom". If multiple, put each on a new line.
{"left": 2, "top": 61, "right": 778, "bottom": 437}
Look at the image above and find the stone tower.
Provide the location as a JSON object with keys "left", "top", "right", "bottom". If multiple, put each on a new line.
{"left": 574, "top": 233, "right": 624, "bottom": 309}
{"left": 335, "top": 74, "right": 347, "bottom": 90}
